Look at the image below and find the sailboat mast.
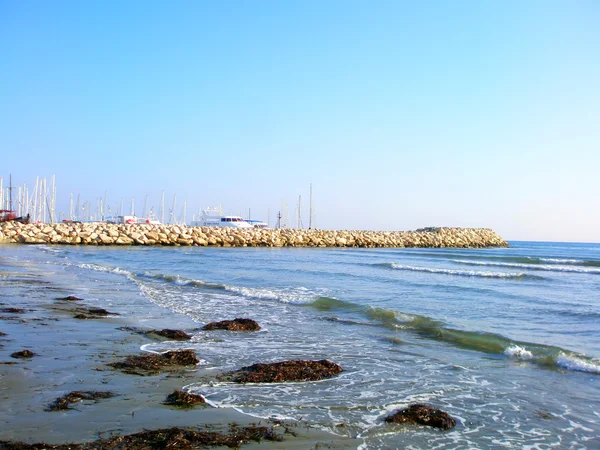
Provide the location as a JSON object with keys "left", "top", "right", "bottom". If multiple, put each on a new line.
{"left": 170, "top": 194, "right": 176, "bottom": 224}
{"left": 309, "top": 183, "right": 313, "bottom": 229}
{"left": 297, "top": 195, "right": 303, "bottom": 229}
{"left": 8, "top": 174, "right": 13, "bottom": 214}
{"left": 76, "top": 194, "right": 81, "bottom": 221}
{"left": 50, "top": 174, "right": 56, "bottom": 223}
{"left": 143, "top": 194, "right": 148, "bottom": 219}
{"left": 104, "top": 191, "right": 108, "bottom": 220}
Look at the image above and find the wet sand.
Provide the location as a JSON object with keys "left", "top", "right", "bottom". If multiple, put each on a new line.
{"left": 0, "top": 260, "right": 360, "bottom": 448}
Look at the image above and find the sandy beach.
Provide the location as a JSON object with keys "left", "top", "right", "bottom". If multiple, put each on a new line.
{"left": 0, "top": 248, "right": 360, "bottom": 449}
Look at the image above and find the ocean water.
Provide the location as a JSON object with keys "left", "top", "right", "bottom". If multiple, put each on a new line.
{"left": 1, "top": 241, "right": 599, "bottom": 448}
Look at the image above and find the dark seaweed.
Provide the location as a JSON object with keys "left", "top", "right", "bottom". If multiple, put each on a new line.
{"left": 0, "top": 424, "right": 282, "bottom": 449}
{"left": 203, "top": 318, "right": 261, "bottom": 331}
{"left": 108, "top": 350, "right": 199, "bottom": 375}
{"left": 46, "top": 391, "right": 115, "bottom": 411}
{"left": 163, "top": 389, "right": 206, "bottom": 407}
{"left": 226, "top": 359, "right": 343, "bottom": 383}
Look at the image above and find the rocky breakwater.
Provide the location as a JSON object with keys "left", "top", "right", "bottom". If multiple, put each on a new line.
{"left": 0, "top": 222, "right": 509, "bottom": 248}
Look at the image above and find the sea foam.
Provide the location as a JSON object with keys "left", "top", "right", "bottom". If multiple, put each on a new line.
{"left": 389, "top": 263, "right": 526, "bottom": 279}
{"left": 453, "top": 259, "right": 600, "bottom": 274}
{"left": 555, "top": 353, "right": 600, "bottom": 374}
{"left": 505, "top": 345, "right": 534, "bottom": 360}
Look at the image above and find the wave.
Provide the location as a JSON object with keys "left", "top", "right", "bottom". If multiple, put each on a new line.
{"left": 374, "top": 262, "right": 535, "bottom": 279}
{"left": 304, "top": 297, "right": 600, "bottom": 375}
{"left": 70, "top": 262, "right": 136, "bottom": 279}
{"left": 71, "top": 260, "right": 329, "bottom": 306}
{"left": 504, "top": 344, "right": 534, "bottom": 360}
{"left": 555, "top": 353, "right": 600, "bottom": 374}
{"left": 403, "top": 318, "right": 600, "bottom": 374}
{"left": 405, "top": 323, "right": 600, "bottom": 374}
{"left": 453, "top": 259, "right": 600, "bottom": 274}
{"left": 537, "top": 257, "right": 600, "bottom": 266}
{"left": 224, "top": 286, "right": 324, "bottom": 304}
{"left": 140, "top": 272, "right": 330, "bottom": 305}
{"left": 372, "top": 248, "right": 600, "bottom": 267}
{"left": 310, "top": 296, "right": 363, "bottom": 312}
{"left": 490, "top": 256, "right": 600, "bottom": 267}
{"left": 68, "top": 260, "right": 598, "bottom": 375}
{"left": 37, "top": 245, "right": 67, "bottom": 255}
{"left": 139, "top": 272, "right": 228, "bottom": 291}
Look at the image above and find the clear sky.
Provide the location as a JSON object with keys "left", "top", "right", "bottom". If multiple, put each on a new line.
{"left": 1, "top": 1, "right": 599, "bottom": 242}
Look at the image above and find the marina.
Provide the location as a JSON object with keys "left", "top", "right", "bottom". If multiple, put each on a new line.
{"left": 0, "top": 175, "right": 294, "bottom": 230}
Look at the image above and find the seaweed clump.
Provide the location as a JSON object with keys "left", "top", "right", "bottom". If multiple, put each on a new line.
{"left": 203, "top": 318, "right": 261, "bottom": 331}
{"left": 163, "top": 389, "right": 206, "bottom": 407}
{"left": 46, "top": 391, "right": 115, "bottom": 411}
{"left": 11, "top": 350, "right": 36, "bottom": 359}
{"left": 55, "top": 296, "right": 83, "bottom": 301}
{"left": 108, "top": 350, "right": 199, "bottom": 375}
{"left": 385, "top": 404, "right": 456, "bottom": 430}
{"left": 148, "top": 329, "right": 192, "bottom": 340}
{"left": 1, "top": 307, "right": 26, "bottom": 314}
{"left": 73, "top": 307, "right": 119, "bottom": 319}
{"left": 229, "top": 359, "right": 343, "bottom": 383}
{"left": 0, "top": 424, "right": 283, "bottom": 449}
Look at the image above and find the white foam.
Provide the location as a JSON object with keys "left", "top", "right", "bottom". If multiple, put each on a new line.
{"left": 505, "top": 345, "right": 534, "bottom": 360}
{"left": 555, "top": 353, "right": 600, "bottom": 374}
{"left": 390, "top": 263, "right": 524, "bottom": 278}
{"left": 453, "top": 259, "right": 600, "bottom": 274}
{"left": 139, "top": 344, "right": 162, "bottom": 354}
{"left": 74, "top": 262, "right": 135, "bottom": 278}
{"left": 37, "top": 245, "right": 64, "bottom": 254}
{"left": 224, "top": 285, "right": 323, "bottom": 304}
{"left": 538, "top": 258, "right": 583, "bottom": 264}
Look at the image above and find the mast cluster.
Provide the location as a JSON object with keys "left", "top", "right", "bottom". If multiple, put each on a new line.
{"left": 0, "top": 175, "right": 56, "bottom": 223}
{"left": 1, "top": 175, "right": 315, "bottom": 228}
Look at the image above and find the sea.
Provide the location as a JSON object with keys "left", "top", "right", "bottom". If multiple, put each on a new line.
{"left": 1, "top": 241, "right": 599, "bottom": 449}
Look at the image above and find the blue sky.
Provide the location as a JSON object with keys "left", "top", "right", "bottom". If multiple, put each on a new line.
{"left": 1, "top": 1, "right": 599, "bottom": 241}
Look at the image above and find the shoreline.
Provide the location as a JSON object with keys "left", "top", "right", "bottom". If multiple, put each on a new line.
{"left": 0, "top": 253, "right": 360, "bottom": 448}
{"left": 0, "top": 222, "right": 509, "bottom": 248}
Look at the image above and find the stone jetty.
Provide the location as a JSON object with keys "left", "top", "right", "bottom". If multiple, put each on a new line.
{"left": 0, "top": 222, "right": 509, "bottom": 248}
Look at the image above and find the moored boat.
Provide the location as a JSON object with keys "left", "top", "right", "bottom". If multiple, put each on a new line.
{"left": 190, "top": 206, "right": 253, "bottom": 229}
{"left": 247, "top": 219, "right": 269, "bottom": 229}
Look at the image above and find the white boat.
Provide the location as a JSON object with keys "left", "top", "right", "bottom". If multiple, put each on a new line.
{"left": 247, "top": 219, "right": 269, "bottom": 229}
{"left": 113, "top": 213, "right": 160, "bottom": 225}
{"left": 190, "top": 206, "right": 253, "bottom": 229}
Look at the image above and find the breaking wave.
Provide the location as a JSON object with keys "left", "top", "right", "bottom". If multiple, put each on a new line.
{"left": 453, "top": 260, "right": 600, "bottom": 274}
{"left": 556, "top": 353, "right": 600, "bottom": 374}
{"left": 304, "top": 297, "right": 600, "bottom": 374}
{"left": 70, "top": 262, "right": 136, "bottom": 279}
{"left": 375, "top": 262, "right": 535, "bottom": 279}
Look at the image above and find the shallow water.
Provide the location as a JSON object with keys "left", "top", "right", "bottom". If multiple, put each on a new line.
{"left": 1, "top": 241, "right": 599, "bottom": 448}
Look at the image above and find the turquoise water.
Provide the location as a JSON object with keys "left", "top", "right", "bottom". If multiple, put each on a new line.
{"left": 2, "top": 241, "right": 599, "bottom": 448}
